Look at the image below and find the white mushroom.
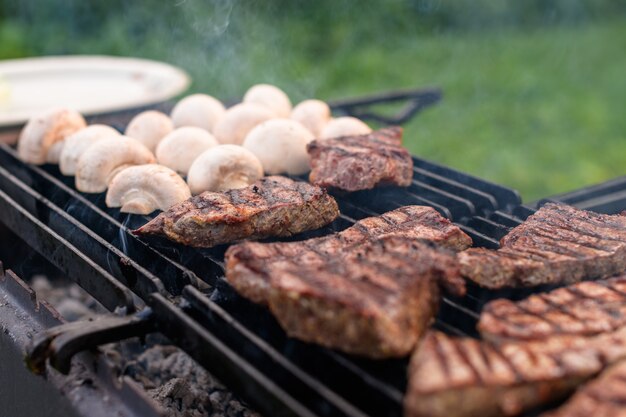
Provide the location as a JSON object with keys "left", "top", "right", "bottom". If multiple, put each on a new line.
{"left": 17, "top": 107, "right": 86, "bottom": 165}
{"left": 291, "top": 99, "right": 331, "bottom": 137}
{"left": 75, "top": 136, "right": 155, "bottom": 193}
{"left": 213, "top": 103, "right": 275, "bottom": 145}
{"left": 106, "top": 165, "right": 191, "bottom": 215}
{"left": 170, "top": 94, "right": 225, "bottom": 132}
{"left": 242, "top": 119, "right": 313, "bottom": 175}
{"left": 187, "top": 145, "right": 263, "bottom": 194}
{"left": 45, "top": 142, "right": 65, "bottom": 164}
{"left": 243, "top": 84, "right": 292, "bottom": 118}
{"left": 124, "top": 110, "right": 174, "bottom": 152}
{"left": 321, "top": 116, "right": 372, "bottom": 139}
{"left": 155, "top": 127, "right": 219, "bottom": 176}
{"left": 59, "top": 125, "right": 121, "bottom": 176}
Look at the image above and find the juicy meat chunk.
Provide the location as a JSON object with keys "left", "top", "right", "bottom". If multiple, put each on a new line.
{"left": 404, "top": 328, "right": 626, "bottom": 417}
{"left": 133, "top": 176, "right": 339, "bottom": 247}
{"left": 542, "top": 360, "right": 626, "bottom": 417}
{"left": 225, "top": 206, "right": 472, "bottom": 358}
{"left": 479, "top": 274, "right": 626, "bottom": 342}
{"left": 307, "top": 126, "right": 413, "bottom": 191}
{"left": 226, "top": 205, "right": 471, "bottom": 305}
{"left": 459, "top": 203, "right": 626, "bottom": 288}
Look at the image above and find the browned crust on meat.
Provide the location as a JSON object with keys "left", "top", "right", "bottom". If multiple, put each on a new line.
{"left": 307, "top": 126, "right": 414, "bottom": 191}
{"left": 133, "top": 176, "right": 339, "bottom": 247}
{"left": 226, "top": 205, "right": 471, "bottom": 305}
{"left": 404, "top": 328, "right": 626, "bottom": 417}
{"left": 264, "top": 237, "right": 453, "bottom": 357}
{"left": 543, "top": 360, "right": 626, "bottom": 417}
{"left": 225, "top": 205, "right": 471, "bottom": 358}
{"left": 479, "top": 274, "right": 626, "bottom": 342}
{"left": 460, "top": 203, "right": 626, "bottom": 289}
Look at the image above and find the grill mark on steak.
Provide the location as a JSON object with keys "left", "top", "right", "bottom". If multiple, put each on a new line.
{"left": 307, "top": 126, "right": 414, "bottom": 192}
{"left": 133, "top": 176, "right": 339, "bottom": 248}
{"left": 598, "top": 279, "right": 626, "bottom": 297}
{"left": 460, "top": 202, "right": 626, "bottom": 289}
{"left": 404, "top": 329, "right": 626, "bottom": 417}
{"left": 543, "top": 361, "right": 626, "bottom": 417}
{"left": 225, "top": 206, "right": 471, "bottom": 358}
{"left": 531, "top": 217, "right": 626, "bottom": 247}
{"left": 479, "top": 274, "right": 626, "bottom": 342}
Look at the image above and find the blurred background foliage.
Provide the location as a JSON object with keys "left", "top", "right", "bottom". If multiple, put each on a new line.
{"left": 0, "top": 0, "right": 625, "bottom": 200}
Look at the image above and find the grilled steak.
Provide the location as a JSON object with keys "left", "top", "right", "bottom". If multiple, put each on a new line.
{"left": 405, "top": 328, "right": 626, "bottom": 417}
{"left": 226, "top": 205, "right": 471, "bottom": 304}
{"left": 459, "top": 202, "right": 626, "bottom": 288}
{"left": 225, "top": 206, "right": 471, "bottom": 358}
{"left": 479, "top": 274, "right": 626, "bottom": 342}
{"left": 543, "top": 360, "right": 626, "bottom": 417}
{"left": 133, "top": 176, "right": 339, "bottom": 247}
{"left": 307, "top": 126, "right": 413, "bottom": 191}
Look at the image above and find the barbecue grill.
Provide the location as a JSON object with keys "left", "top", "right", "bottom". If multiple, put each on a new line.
{"left": 1, "top": 87, "right": 625, "bottom": 417}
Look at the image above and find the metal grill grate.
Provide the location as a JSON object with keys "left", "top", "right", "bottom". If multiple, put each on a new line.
{"left": 0, "top": 139, "right": 527, "bottom": 417}
{"left": 1, "top": 96, "right": 624, "bottom": 416}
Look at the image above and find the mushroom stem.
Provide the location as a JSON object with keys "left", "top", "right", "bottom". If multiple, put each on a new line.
{"left": 223, "top": 174, "right": 254, "bottom": 191}
{"left": 120, "top": 192, "right": 158, "bottom": 215}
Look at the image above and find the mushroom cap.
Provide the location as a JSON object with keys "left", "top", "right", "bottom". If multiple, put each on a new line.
{"left": 59, "top": 125, "right": 121, "bottom": 176}
{"left": 124, "top": 110, "right": 174, "bottom": 152}
{"left": 106, "top": 164, "right": 191, "bottom": 215}
{"left": 213, "top": 103, "right": 275, "bottom": 145}
{"left": 156, "top": 127, "right": 219, "bottom": 176}
{"left": 242, "top": 119, "right": 314, "bottom": 175}
{"left": 17, "top": 107, "right": 86, "bottom": 165}
{"left": 243, "top": 84, "right": 292, "bottom": 118}
{"left": 187, "top": 144, "right": 263, "bottom": 194}
{"left": 75, "top": 136, "right": 155, "bottom": 193}
{"left": 321, "top": 116, "right": 372, "bottom": 139}
{"left": 46, "top": 141, "right": 65, "bottom": 164}
{"left": 291, "top": 99, "right": 331, "bottom": 137}
{"left": 170, "top": 94, "right": 225, "bottom": 132}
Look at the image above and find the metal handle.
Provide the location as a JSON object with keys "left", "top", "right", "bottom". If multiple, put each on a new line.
{"left": 327, "top": 87, "right": 442, "bottom": 125}
{"left": 26, "top": 310, "right": 156, "bottom": 375}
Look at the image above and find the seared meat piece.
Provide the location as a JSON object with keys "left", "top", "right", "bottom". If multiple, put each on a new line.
{"left": 226, "top": 205, "right": 471, "bottom": 304}
{"left": 307, "top": 126, "right": 413, "bottom": 191}
{"left": 230, "top": 236, "right": 461, "bottom": 358}
{"left": 133, "top": 176, "right": 339, "bottom": 247}
{"left": 405, "top": 328, "right": 626, "bottom": 417}
{"left": 225, "top": 206, "right": 471, "bottom": 358}
{"left": 459, "top": 203, "right": 626, "bottom": 288}
{"left": 543, "top": 360, "right": 626, "bottom": 417}
{"left": 479, "top": 274, "right": 626, "bottom": 342}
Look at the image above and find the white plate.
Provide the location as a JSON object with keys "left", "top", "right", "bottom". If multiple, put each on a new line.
{"left": 0, "top": 55, "right": 190, "bottom": 127}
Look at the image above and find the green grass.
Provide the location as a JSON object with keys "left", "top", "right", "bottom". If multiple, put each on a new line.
{"left": 1, "top": 6, "right": 624, "bottom": 201}
{"left": 300, "top": 19, "right": 626, "bottom": 202}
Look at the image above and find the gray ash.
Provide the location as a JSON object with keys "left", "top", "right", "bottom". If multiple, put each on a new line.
{"left": 29, "top": 274, "right": 261, "bottom": 417}
{"left": 107, "top": 338, "right": 261, "bottom": 417}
